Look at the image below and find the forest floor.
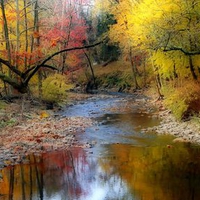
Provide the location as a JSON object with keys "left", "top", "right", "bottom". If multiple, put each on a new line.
{"left": 0, "top": 93, "right": 94, "bottom": 169}
{"left": 0, "top": 91, "right": 200, "bottom": 169}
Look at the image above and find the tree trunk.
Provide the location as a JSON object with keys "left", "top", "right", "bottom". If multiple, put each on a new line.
{"left": 16, "top": 0, "right": 20, "bottom": 69}
{"left": 23, "top": 0, "right": 29, "bottom": 69}
{"left": 143, "top": 58, "right": 147, "bottom": 87}
{"left": 0, "top": 63, "right": 7, "bottom": 95}
{"left": 84, "top": 50, "right": 97, "bottom": 89}
{"left": 1, "top": 0, "right": 12, "bottom": 94}
{"left": 155, "top": 73, "right": 163, "bottom": 99}
{"left": 60, "top": 10, "right": 73, "bottom": 74}
{"left": 189, "top": 56, "right": 197, "bottom": 80}
{"left": 33, "top": 0, "right": 42, "bottom": 98}
{"left": 129, "top": 48, "right": 140, "bottom": 89}
{"left": 150, "top": 54, "right": 163, "bottom": 99}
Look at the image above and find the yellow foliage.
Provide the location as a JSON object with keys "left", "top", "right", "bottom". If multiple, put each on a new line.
{"left": 151, "top": 50, "right": 191, "bottom": 79}
{"left": 163, "top": 81, "right": 200, "bottom": 120}
{"left": 95, "top": 0, "right": 200, "bottom": 82}
{"left": 0, "top": 0, "right": 34, "bottom": 52}
{"left": 42, "top": 74, "right": 73, "bottom": 103}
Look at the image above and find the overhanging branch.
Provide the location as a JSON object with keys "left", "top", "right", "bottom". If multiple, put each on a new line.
{"left": 0, "top": 73, "right": 21, "bottom": 89}
{"left": 23, "top": 64, "right": 58, "bottom": 77}
{"left": 0, "top": 58, "right": 23, "bottom": 76}
{"left": 24, "top": 40, "right": 105, "bottom": 84}
{"left": 163, "top": 47, "right": 200, "bottom": 55}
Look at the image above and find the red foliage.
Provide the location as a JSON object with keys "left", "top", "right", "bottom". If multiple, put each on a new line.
{"left": 38, "top": 0, "right": 88, "bottom": 70}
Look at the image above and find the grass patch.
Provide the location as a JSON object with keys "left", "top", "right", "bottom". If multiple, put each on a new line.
{"left": 0, "top": 118, "right": 16, "bottom": 128}
{"left": 0, "top": 101, "right": 7, "bottom": 110}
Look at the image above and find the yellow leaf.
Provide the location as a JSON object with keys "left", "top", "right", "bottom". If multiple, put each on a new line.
{"left": 40, "top": 111, "right": 49, "bottom": 119}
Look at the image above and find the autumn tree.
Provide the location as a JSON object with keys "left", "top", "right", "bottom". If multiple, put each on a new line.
{"left": 94, "top": 0, "right": 200, "bottom": 118}
{"left": 95, "top": 0, "right": 200, "bottom": 85}
{"left": 131, "top": 0, "right": 200, "bottom": 81}
{"left": 94, "top": 0, "right": 146, "bottom": 89}
{"left": 40, "top": 0, "right": 89, "bottom": 73}
{"left": 0, "top": 0, "right": 102, "bottom": 96}
{"left": 130, "top": 0, "right": 200, "bottom": 118}
{"left": 94, "top": 12, "right": 120, "bottom": 63}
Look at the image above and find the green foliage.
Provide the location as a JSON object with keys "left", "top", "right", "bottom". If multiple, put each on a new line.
{"left": 42, "top": 74, "right": 73, "bottom": 103}
{"left": 96, "top": 12, "right": 120, "bottom": 62}
{"left": 105, "top": 72, "right": 122, "bottom": 86}
{"left": 97, "top": 13, "right": 116, "bottom": 36}
{"left": 0, "top": 118, "right": 16, "bottom": 128}
{"left": 99, "top": 44, "right": 120, "bottom": 62}
{"left": 94, "top": 61, "right": 132, "bottom": 88}
{"left": 0, "top": 101, "right": 7, "bottom": 110}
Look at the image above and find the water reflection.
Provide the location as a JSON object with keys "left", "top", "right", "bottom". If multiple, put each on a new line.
{"left": 1, "top": 95, "right": 200, "bottom": 200}
{"left": 101, "top": 142, "right": 200, "bottom": 200}
{"left": 1, "top": 142, "right": 200, "bottom": 200}
{"left": 0, "top": 148, "right": 132, "bottom": 200}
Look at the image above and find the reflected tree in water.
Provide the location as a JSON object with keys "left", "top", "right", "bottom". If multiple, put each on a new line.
{"left": 100, "top": 142, "right": 200, "bottom": 200}
{"left": 0, "top": 149, "right": 89, "bottom": 200}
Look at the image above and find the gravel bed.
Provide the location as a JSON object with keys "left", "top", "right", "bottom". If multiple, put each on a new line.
{"left": 0, "top": 116, "right": 93, "bottom": 169}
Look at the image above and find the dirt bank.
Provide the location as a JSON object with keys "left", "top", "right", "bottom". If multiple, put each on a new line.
{"left": 145, "top": 99, "right": 200, "bottom": 144}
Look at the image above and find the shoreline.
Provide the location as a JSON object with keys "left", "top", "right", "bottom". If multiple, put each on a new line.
{"left": 0, "top": 92, "right": 200, "bottom": 169}
{"left": 146, "top": 99, "right": 200, "bottom": 145}
{"left": 0, "top": 115, "right": 93, "bottom": 169}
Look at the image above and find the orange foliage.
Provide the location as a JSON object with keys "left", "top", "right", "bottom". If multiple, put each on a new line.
{"left": 33, "top": 31, "right": 40, "bottom": 38}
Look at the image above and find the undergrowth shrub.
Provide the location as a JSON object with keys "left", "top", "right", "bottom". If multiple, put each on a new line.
{"left": 42, "top": 74, "right": 73, "bottom": 103}
{"left": 163, "top": 81, "right": 200, "bottom": 120}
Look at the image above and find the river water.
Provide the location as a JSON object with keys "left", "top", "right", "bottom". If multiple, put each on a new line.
{"left": 1, "top": 94, "right": 200, "bottom": 200}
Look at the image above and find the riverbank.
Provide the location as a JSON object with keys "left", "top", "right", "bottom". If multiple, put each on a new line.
{"left": 67, "top": 91, "right": 200, "bottom": 145}
{"left": 0, "top": 92, "right": 126, "bottom": 169}
{"left": 0, "top": 117, "right": 94, "bottom": 169}
{"left": 0, "top": 91, "right": 200, "bottom": 169}
{"left": 0, "top": 95, "right": 95, "bottom": 169}
{"left": 146, "top": 98, "right": 200, "bottom": 144}
{"left": 0, "top": 116, "right": 93, "bottom": 169}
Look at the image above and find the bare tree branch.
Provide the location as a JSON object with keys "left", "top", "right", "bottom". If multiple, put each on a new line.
{"left": 0, "top": 40, "right": 105, "bottom": 93}
{"left": 163, "top": 46, "right": 200, "bottom": 55}
{"left": 0, "top": 73, "right": 23, "bottom": 92}
{"left": 0, "top": 58, "right": 23, "bottom": 76}
{"left": 24, "top": 40, "right": 105, "bottom": 84}
{"left": 23, "top": 64, "right": 58, "bottom": 77}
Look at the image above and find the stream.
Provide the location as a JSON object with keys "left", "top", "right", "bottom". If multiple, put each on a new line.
{"left": 1, "top": 94, "right": 200, "bottom": 200}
